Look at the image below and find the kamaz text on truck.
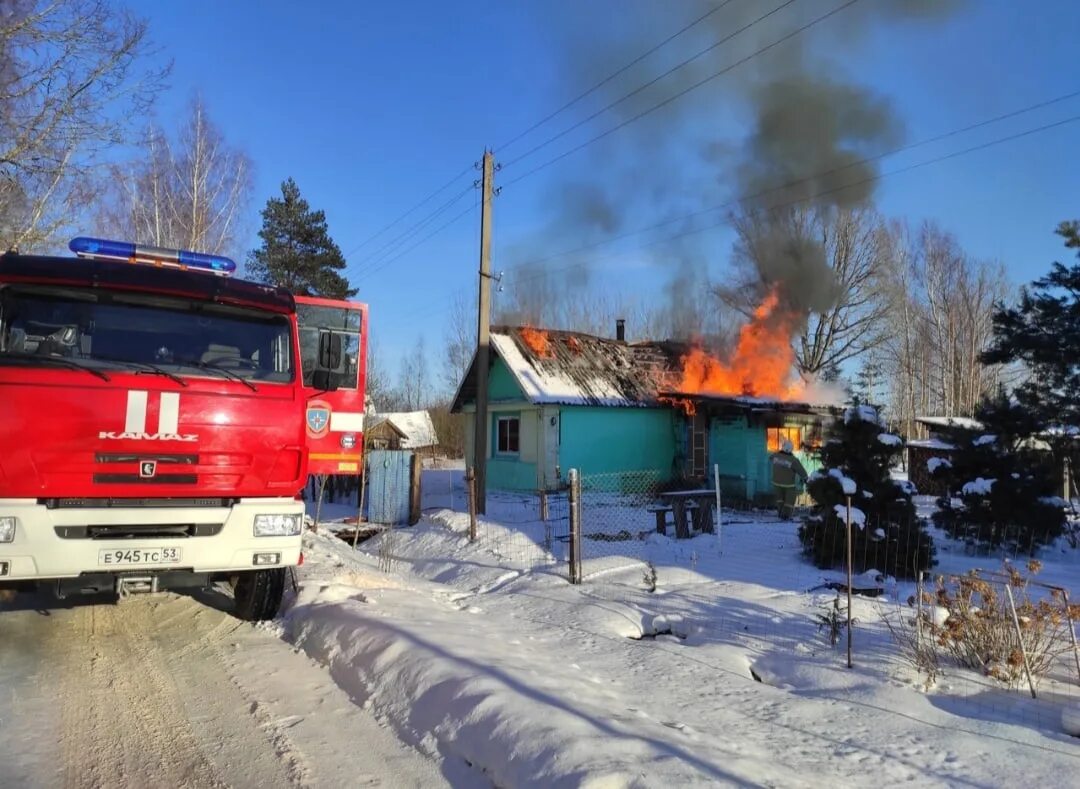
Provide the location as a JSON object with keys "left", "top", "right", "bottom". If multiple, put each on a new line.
{"left": 0, "top": 237, "right": 353, "bottom": 620}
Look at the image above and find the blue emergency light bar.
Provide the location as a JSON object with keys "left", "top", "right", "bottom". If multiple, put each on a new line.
{"left": 68, "top": 236, "right": 236, "bottom": 277}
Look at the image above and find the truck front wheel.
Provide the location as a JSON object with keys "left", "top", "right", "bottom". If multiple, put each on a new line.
{"left": 233, "top": 568, "right": 285, "bottom": 622}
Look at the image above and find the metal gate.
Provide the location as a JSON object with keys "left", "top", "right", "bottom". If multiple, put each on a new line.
{"left": 366, "top": 449, "right": 413, "bottom": 525}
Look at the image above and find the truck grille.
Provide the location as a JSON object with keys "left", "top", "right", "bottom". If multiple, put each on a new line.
{"left": 93, "top": 452, "right": 199, "bottom": 486}
{"left": 94, "top": 453, "right": 198, "bottom": 464}
{"left": 93, "top": 473, "right": 198, "bottom": 485}
{"left": 42, "top": 498, "right": 235, "bottom": 509}
{"left": 54, "top": 523, "right": 224, "bottom": 540}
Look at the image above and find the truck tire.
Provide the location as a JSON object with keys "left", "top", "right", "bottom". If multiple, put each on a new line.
{"left": 233, "top": 568, "right": 285, "bottom": 622}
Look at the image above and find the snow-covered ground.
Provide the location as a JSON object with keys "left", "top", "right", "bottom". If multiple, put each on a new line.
{"left": 288, "top": 470, "right": 1080, "bottom": 786}
{"left": 0, "top": 589, "right": 447, "bottom": 787}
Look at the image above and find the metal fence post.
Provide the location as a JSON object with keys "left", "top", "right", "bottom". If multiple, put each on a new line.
{"left": 540, "top": 489, "right": 549, "bottom": 522}
{"left": 1061, "top": 588, "right": 1080, "bottom": 686}
{"left": 713, "top": 464, "right": 722, "bottom": 551}
{"left": 466, "top": 467, "right": 478, "bottom": 543}
{"left": 1003, "top": 583, "right": 1038, "bottom": 699}
{"left": 846, "top": 495, "right": 853, "bottom": 669}
{"left": 568, "top": 469, "right": 581, "bottom": 584}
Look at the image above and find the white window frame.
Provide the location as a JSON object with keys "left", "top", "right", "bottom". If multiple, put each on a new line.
{"left": 496, "top": 415, "right": 520, "bottom": 456}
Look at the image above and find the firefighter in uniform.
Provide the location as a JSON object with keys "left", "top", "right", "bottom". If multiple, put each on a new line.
{"left": 770, "top": 439, "right": 808, "bottom": 519}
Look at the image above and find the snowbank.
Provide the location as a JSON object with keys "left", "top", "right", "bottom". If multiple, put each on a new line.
{"left": 973, "top": 434, "right": 997, "bottom": 447}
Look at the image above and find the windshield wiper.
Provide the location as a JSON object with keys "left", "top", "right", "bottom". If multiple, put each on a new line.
{"left": 92, "top": 355, "right": 189, "bottom": 388}
{"left": 0, "top": 352, "right": 111, "bottom": 381}
{"left": 175, "top": 358, "right": 258, "bottom": 392}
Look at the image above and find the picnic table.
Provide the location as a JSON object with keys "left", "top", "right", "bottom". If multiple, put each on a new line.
{"left": 651, "top": 489, "right": 717, "bottom": 539}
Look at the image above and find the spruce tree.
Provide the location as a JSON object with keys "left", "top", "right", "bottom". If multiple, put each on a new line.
{"left": 982, "top": 221, "right": 1080, "bottom": 444}
{"left": 247, "top": 178, "right": 356, "bottom": 298}
{"left": 928, "top": 393, "right": 1065, "bottom": 554}
{"left": 800, "top": 405, "right": 934, "bottom": 578}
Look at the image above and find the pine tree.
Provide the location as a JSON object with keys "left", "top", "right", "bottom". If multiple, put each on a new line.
{"left": 800, "top": 405, "right": 934, "bottom": 578}
{"left": 247, "top": 178, "right": 356, "bottom": 297}
{"left": 928, "top": 393, "right": 1065, "bottom": 554}
{"left": 982, "top": 221, "right": 1080, "bottom": 437}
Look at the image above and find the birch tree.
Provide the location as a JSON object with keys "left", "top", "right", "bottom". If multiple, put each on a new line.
{"left": 882, "top": 221, "right": 1012, "bottom": 435}
{"left": 99, "top": 97, "right": 252, "bottom": 256}
{"left": 1, "top": 0, "right": 166, "bottom": 250}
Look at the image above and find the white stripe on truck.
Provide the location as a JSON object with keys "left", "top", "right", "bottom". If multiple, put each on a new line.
{"left": 159, "top": 392, "right": 180, "bottom": 434}
{"left": 329, "top": 412, "right": 364, "bottom": 432}
{"left": 125, "top": 390, "right": 148, "bottom": 433}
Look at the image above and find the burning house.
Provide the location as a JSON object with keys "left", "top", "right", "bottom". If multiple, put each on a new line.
{"left": 451, "top": 319, "right": 839, "bottom": 505}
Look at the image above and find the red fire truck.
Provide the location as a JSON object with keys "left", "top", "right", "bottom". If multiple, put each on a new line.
{"left": 0, "top": 238, "right": 355, "bottom": 620}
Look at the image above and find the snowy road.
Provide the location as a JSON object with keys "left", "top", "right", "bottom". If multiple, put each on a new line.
{"left": 0, "top": 591, "right": 448, "bottom": 789}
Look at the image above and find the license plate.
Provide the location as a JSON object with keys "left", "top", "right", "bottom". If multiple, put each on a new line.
{"left": 98, "top": 547, "right": 182, "bottom": 566}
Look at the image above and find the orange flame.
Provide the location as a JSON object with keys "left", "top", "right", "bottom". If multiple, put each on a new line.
{"left": 671, "top": 288, "right": 805, "bottom": 401}
{"left": 520, "top": 327, "right": 553, "bottom": 358}
{"left": 658, "top": 395, "right": 697, "bottom": 416}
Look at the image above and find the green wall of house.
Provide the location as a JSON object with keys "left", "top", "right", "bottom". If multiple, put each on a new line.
{"left": 489, "top": 357, "right": 523, "bottom": 402}
{"left": 709, "top": 416, "right": 823, "bottom": 503}
{"left": 559, "top": 406, "right": 677, "bottom": 479}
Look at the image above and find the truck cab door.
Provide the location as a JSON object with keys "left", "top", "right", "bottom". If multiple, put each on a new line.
{"left": 295, "top": 296, "right": 368, "bottom": 476}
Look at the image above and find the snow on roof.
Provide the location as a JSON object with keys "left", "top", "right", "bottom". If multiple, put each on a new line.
{"left": 906, "top": 439, "right": 957, "bottom": 451}
{"left": 489, "top": 331, "right": 656, "bottom": 407}
{"left": 915, "top": 415, "right": 983, "bottom": 431}
{"left": 369, "top": 411, "right": 438, "bottom": 449}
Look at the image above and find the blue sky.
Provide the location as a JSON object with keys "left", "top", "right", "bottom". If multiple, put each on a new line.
{"left": 129, "top": 0, "right": 1078, "bottom": 387}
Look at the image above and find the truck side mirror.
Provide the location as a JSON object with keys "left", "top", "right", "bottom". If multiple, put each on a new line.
{"left": 318, "top": 330, "right": 342, "bottom": 370}
{"left": 312, "top": 331, "right": 342, "bottom": 392}
{"left": 311, "top": 369, "right": 338, "bottom": 392}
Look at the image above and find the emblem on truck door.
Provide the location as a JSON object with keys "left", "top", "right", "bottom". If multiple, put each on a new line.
{"left": 98, "top": 390, "right": 199, "bottom": 442}
{"left": 306, "top": 401, "right": 331, "bottom": 437}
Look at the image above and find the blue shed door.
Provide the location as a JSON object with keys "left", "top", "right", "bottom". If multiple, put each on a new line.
{"left": 367, "top": 449, "right": 413, "bottom": 525}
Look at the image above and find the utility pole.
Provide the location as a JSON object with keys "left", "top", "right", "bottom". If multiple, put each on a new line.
{"left": 473, "top": 150, "right": 495, "bottom": 514}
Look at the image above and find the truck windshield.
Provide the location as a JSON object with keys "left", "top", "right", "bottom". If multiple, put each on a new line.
{"left": 0, "top": 285, "right": 294, "bottom": 383}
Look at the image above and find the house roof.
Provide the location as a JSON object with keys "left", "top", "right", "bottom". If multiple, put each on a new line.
{"left": 915, "top": 415, "right": 984, "bottom": 431}
{"left": 451, "top": 325, "right": 837, "bottom": 415}
{"left": 367, "top": 411, "right": 438, "bottom": 449}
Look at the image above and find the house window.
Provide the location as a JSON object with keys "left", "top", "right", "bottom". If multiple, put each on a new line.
{"left": 767, "top": 426, "right": 802, "bottom": 453}
{"left": 496, "top": 416, "right": 520, "bottom": 456}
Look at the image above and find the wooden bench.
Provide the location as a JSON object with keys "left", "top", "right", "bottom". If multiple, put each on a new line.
{"left": 645, "top": 505, "right": 674, "bottom": 535}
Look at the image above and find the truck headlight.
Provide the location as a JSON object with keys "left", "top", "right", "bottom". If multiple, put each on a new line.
{"left": 0, "top": 517, "right": 15, "bottom": 543}
{"left": 253, "top": 514, "right": 301, "bottom": 537}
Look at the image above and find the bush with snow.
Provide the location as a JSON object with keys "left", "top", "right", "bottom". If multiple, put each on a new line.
{"left": 927, "top": 457, "right": 952, "bottom": 474}
{"left": 801, "top": 404, "right": 933, "bottom": 579}
{"left": 929, "top": 395, "right": 1066, "bottom": 553}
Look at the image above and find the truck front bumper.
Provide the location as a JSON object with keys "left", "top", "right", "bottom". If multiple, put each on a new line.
{"left": 0, "top": 498, "right": 303, "bottom": 580}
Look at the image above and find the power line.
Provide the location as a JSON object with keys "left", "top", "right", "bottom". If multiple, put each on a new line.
{"left": 500, "top": 0, "right": 801, "bottom": 169}
{"left": 507, "top": 111, "right": 1080, "bottom": 288}
{"left": 396, "top": 106, "right": 1080, "bottom": 324}
{"left": 495, "top": 1, "right": 738, "bottom": 153}
{"left": 343, "top": 163, "right": 473, "bottom": 259}
{"left": 503, "top": 89, "right": 1080, "bottom": 274}
{"left": 356, "top": 201, "right": 478, "bottom": 282}
{"left": 500, "top": 0, "right": 862, "bottom": 190}
{"left": 349, "top": 184, "right": 474, "bottom": 280}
